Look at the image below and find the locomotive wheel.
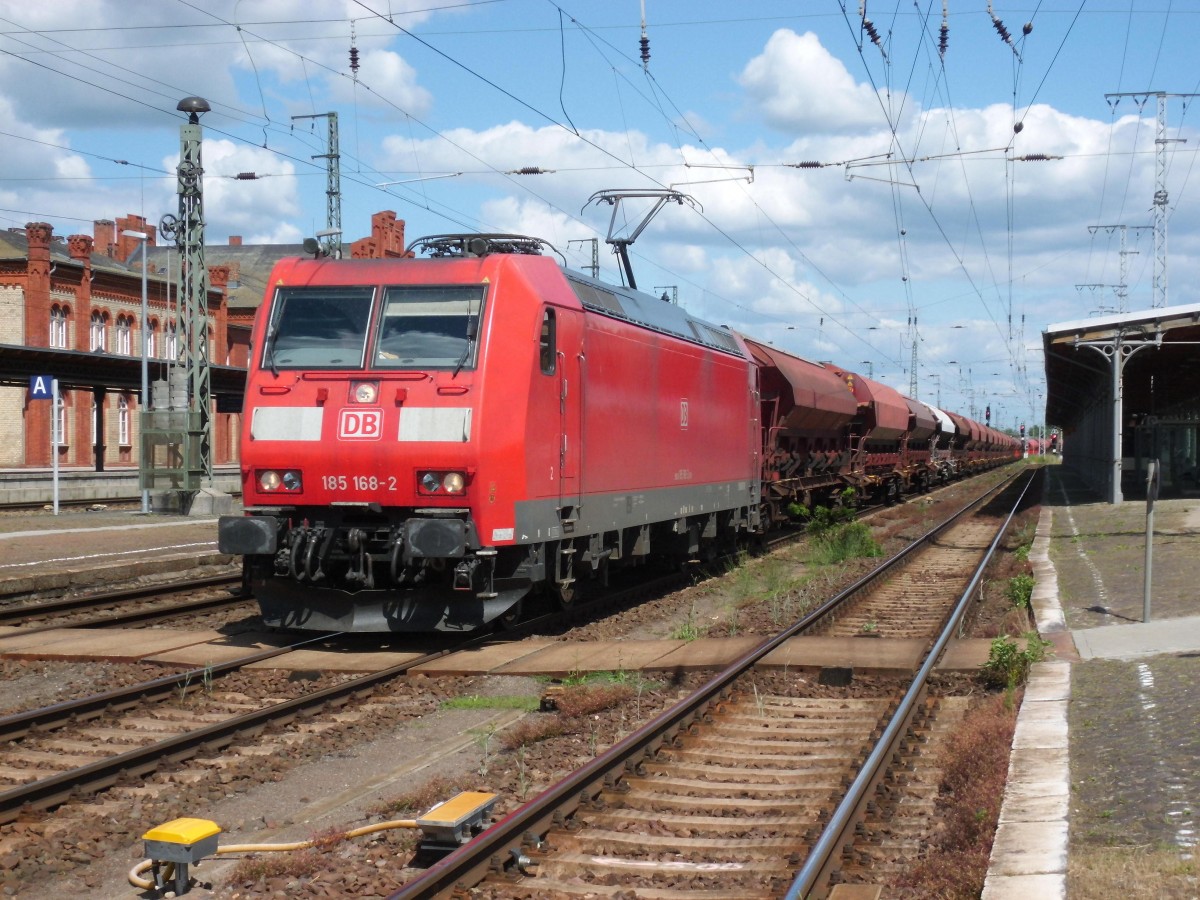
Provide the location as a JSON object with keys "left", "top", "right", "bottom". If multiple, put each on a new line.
{"left": 554, "top": 582, "right": 577, "bottom": 609}
{"left": 497, "top": 600, "right": 523, "bottom": 630}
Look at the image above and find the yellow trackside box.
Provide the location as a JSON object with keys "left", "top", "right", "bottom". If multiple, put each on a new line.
{"left": 417, "top": 792, "right": 497, "bottom": 844}
{"left": 143, "top": 817, "right": 221, "bottom": 863}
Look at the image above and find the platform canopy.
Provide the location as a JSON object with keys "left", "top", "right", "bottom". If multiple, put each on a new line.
{"left": 1044, "top": 301, "right": 1200, "bottom": 501}
{"left": 1045, "top": 302, "right": 1200, "bottom": 426}
{"left": 0, "top": 344, "right": 247, "bottom": 410}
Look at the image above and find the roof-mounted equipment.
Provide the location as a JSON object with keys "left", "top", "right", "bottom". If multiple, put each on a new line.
{"left": 583, "top": 189, "right": 700, "bottom": 289}
{"left": 407, "top": 233, "right": 562, "bottom": 262}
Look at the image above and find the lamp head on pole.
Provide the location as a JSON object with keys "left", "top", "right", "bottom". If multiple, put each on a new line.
{"left": 177, "top": 96, "right": 211, "bottom": 124}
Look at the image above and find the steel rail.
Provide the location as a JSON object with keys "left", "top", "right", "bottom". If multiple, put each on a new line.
{"left": 388, "top": 469, "right": 1025, "bottom": 899}
{"left": 0, "top": 574, "right": 241, "bottom": 625}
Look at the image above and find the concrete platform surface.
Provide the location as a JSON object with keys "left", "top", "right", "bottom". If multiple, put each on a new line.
{"left": 0, "top": 512, "right": 232, "bottom": 597}
{"left": 1071, "top": 613, "right": 1200, "bottom": 660}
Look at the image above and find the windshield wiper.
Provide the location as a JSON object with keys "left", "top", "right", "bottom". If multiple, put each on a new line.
{"left": 263, "top": 321, "right": 280, "bottom": 377}
{"left": 452, "top": 315, "right": 477, "bottom": 378}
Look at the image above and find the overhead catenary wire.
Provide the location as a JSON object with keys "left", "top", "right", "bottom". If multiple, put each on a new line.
{"left": 0, "top": 2, "right": 1158, "bottom": 404}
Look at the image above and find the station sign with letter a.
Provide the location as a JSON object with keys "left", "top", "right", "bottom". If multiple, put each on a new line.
{"left": 29, "top": 375, "right": 53, "bottom": 400}
{"left": 338, "top": 408, "right": 383, "bottom": 440}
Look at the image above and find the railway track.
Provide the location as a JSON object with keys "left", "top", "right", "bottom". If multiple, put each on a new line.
{"left": 0, "top": 572, "right": 664, "bottom": 826}
{"left": 390, "top": 469, "right": 1035, "bottom": 899}
{"left": 0, "top": 633, "right": 472, "bottom": 826}
{"left": 0, "top": 574, "right": 246, "bottom": 631}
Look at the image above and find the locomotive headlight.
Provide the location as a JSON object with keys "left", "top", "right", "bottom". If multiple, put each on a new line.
{"left": 351, "top": 381, "right": 379, "bottom": 404}
{"left": 257, "top": 469, "right": 302, "bottom": 492}
{"left": 417, "top": 470, "right": 467, "bottom": 495}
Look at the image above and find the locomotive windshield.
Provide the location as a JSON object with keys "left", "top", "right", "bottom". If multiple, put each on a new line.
{"left": 374, "top": 284, "right": 486, "bottom": 370}
{"left": 266, "top": 287, "right": 375, "bottom": 368}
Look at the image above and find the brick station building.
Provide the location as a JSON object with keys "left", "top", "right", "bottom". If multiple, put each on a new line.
{"left": 0, "top": 209, "right": 412, "bottom": 475}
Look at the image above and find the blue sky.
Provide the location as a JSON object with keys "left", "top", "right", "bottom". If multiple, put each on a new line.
{"left": 2, "top": 1, "right": 1199, "bottom": 430}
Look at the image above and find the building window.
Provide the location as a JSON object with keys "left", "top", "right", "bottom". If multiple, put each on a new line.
{"left": 49, "top": 306, "right": 68, "bottom": 348}
{"left": 166, "top": 322, "right": 178, "bottom": 359}
{"left": 54, "top": 394, "right": 67, "bottom": 446}
{"left": 116, "top": 315, "right": 132, "bottom": 355}
{"left": 118, "top": 396, "right": 130, "bottom": 445}
{"left": 90, "top": 311, "right": 107, "bottom": 351}
{"left": 147, "top": 320, "right": 158, "bottom": 358}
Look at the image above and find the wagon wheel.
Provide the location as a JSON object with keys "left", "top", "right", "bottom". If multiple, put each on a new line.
{"left": 885, "top": 479, "right": 899, "bottom": 506}
{"left": 554, "top": 539, "right": 578, "bottom": 609}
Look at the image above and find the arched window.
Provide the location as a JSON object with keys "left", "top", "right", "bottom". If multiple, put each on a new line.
{"left": 116, "top": 315, "right": 132, "bottom": 355}
{"left": 89, "top": 310, "right": 107, "bottom": 351}
{"left": 147, "top": 320, "right": 158, "bottom": 358}
{"left": 49, "top": 305, "right": 68, "bottom": 348}
{"left": 166, "top": 322, "right": 178, "bottom": 360}
{"left": 118, "top": 396, "right": 130, "bottom": 445}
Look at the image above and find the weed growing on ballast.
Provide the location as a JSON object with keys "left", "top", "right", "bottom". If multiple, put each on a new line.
{"left": 981, "top": 631, "right": 1051, "bottom": 690}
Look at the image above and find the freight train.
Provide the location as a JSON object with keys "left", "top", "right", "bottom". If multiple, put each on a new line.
{"left": 217, "top": 232, "right": 1018, "bottom": 632}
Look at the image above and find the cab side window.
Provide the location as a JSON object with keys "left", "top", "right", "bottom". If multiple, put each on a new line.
{"left": 539, "top": 308, "right": 556, "bottom": 374}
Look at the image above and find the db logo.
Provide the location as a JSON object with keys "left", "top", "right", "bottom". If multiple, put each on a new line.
{"left": 338, "top": 408, "right": 383, "bottom": 440}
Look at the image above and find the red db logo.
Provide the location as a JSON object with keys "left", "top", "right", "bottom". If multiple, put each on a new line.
{"left": 338, "top": 409, "right": 382, "bottom": 440}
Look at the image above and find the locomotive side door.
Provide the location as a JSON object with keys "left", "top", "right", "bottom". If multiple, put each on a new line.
{"left": 555, "top": 306, "right": 585, "bottom": 531}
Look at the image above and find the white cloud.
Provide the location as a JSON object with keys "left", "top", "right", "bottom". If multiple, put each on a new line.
{"left": 737, "top": 30, "right": 891, "bottom": 135}
{"left": 326, "top": 49, "right": 432, "bottom": 118}
{"left": 168, "top": 139, "right": 302, "bottom": 243}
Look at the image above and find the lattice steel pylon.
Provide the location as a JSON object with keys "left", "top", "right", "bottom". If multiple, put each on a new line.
{"left": 1105, "top": 90, "right": 1199, "bottom": 308}
{"left": 169, "top": 97, "right": 213, "bottom": 485}
{"left": 908, "top": 315, "right": 918, "bottom": 399}
{"left": 293, "top": 112, "right": 342, "bottom": 257}
{"left": 1087, "top": 224, "right": 1151, "bottom": 313}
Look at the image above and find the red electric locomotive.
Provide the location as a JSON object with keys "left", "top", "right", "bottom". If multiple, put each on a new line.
{"left": 218, "top": 234, "right": 761, "bottom": 632}
{"left": 219, "top": 228, "right": 1020, "bottom": 633}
